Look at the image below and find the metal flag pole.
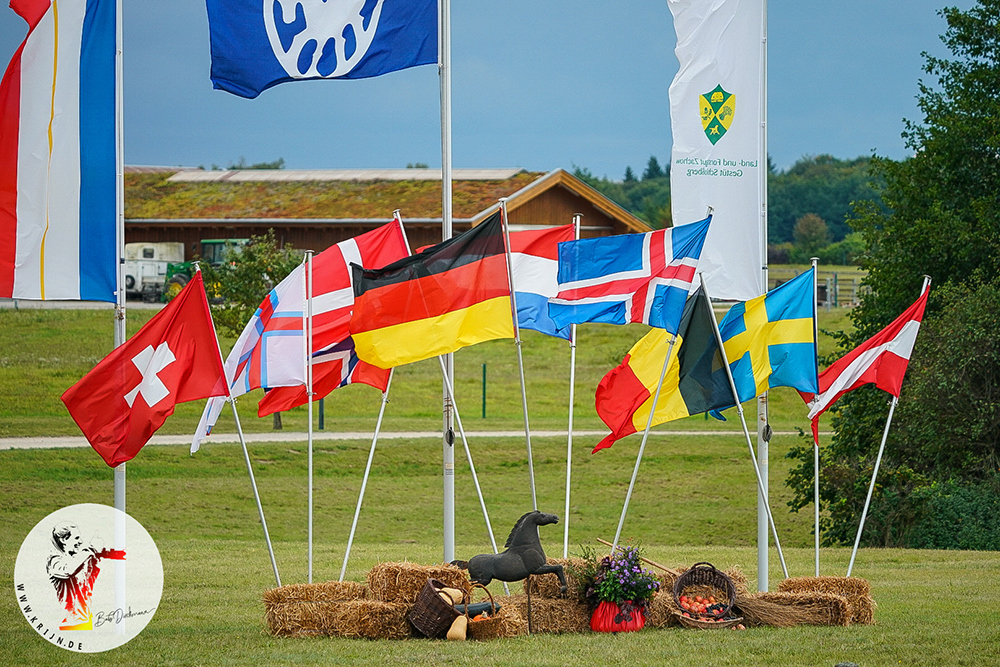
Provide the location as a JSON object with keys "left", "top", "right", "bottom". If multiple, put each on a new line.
{"left": 199, "top": 263, "right": 281, "bottom": 587}
{"left": 113, "top": 0, "right": 127, "bottom": 629}
{"left": 757, "top": 0, "right": 771, "bottom": 592}
{"left": 811, "top": 256, "right": 820, "bottom": 576}
{"left": 340, "top": 370, "right": 395, "bottom": 581}
{"left": 499, "top": 198, "right": 537, "bottom": 509}
{"left": 700, "top": 273, "right": 789, "bottom": 579}
{"left": 846, "top": 275, "right": 930, "bottom": 576}
{"left": 611, "top": 333, "right": 680, "bottom": 550}
{"left": 563, "top": 213, "right": 582, "bottom": 558}
{"left": 438, "top": 0, "right": 456, "bottom": 564}
{"left": 305, "top": 250, "right": 315, "bottom": 583}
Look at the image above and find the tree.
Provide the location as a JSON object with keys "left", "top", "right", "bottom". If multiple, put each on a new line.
{"left": 623, "top": 166, "right": 636, "bottom": 182}
{"left": 642, "top": 156, "right": 665, "bottom": 181}
{"left": 791, "top": 213, "right": 830, "bottom": 260}
{"left": 785, "top": 1, "right": 1000, "bottom": 547}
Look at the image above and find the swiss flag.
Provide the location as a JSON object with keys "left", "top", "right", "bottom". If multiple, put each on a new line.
{"left": 62, "top": 272, "right": 227, "bottom": 466}
{"left": 800, "top": 286, "right": 929, "bottom": 444}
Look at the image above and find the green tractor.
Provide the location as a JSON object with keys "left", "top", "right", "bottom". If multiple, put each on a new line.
{"left": 163, "top": 238, "right": 248, "bottom": 301}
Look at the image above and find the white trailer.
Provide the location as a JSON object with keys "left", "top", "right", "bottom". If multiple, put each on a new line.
{"left": 123, "top": 242, "right": 184, "bottom": 302}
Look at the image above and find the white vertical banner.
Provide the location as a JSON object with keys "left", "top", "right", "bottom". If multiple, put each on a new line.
{"left": 668, "top": 0, "right": 765, "bottom": 301}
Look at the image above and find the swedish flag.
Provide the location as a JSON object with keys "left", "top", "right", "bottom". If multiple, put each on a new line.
{"left": 718, "top": 269, "right": 818, "bottom": 403}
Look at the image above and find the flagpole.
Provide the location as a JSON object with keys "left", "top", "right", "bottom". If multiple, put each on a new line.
{"left": 563, "top": 214, "right": 582, "bottom": 558}
{"left": 701, "top": 273, "right": 789, "bottom": 579}
{"left": 200, "top": 263, "right": 281, "bottom": 587}
{"left": 757, "top": 0, "right": 771, "bottom": 592}
{"left": 811, "top": 256, "right": 820, "bottom": 576}
{"left": 499, "top": 198, "right": 537, "bottom": 509}
{"left": 846, "top": 274, "right": 930, "bottom": 577}
{"left": 438, "top": 0, "right": 456, "bottom": 564}
{"left": 611, "top": 334, "right": 679, "bottom": 550}
{"left": 305, "top": 250, "right": 315, "bottom": 583}
{"left": 340, "top": 371, "right": 394, "bottom": 582}
{"left": 113, "top": 0, "right": 127, "bottom": 629}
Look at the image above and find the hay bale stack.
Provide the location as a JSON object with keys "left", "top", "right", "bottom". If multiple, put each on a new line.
{"left": 733, "top": 591, "right": 851, "bottom": 628}
{"left": 366, "top": 562, "right": 471, "bottom": 604}
{"left": 523, "top": 558, "right": 586, "bottom": 598}
{"left": 263, "top": 581, "right": 368, "bottom": 604}
{"left": 502, "top": 594, "right": 591, "bottom": 634}
{"left": 777, "top": 576, "right": 876, "bottom": 625}
{"left": 327, "top": 600, "right": 413, "bottom": 640}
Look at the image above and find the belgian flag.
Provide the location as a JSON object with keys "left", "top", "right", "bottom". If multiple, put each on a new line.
{"left": 593, "top": 287, "right": 735, "bottom": 452}
{"left": 349, "top": 211, "right": 514, "bottom": 369}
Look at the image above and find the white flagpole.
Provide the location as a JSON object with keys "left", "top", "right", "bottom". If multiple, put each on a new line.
{"left": 811, "top": 256, "right": 820, "bottom": 576}
{"left": 757, "top": 0, "right": 771, "bottom": 592}
{"left": 499, "top": 198, "right": 537, "bottom": 509}
{"left": 846, "top": 274, "right": 931, "bottom": 576}
{"left": 611, "top": 334, "right": 679, "bottom": 550}
{"left": 340, "top": 370, "right": 394, "bottom": 581}
{"left": 701, "top": 273, "right": 789, "bottom": 578}
{"left": 199, "top": 263, "right": 281, "bottom": 587}
{"left": 305, "top": 250, "right": 315, "bottom": 583}
{"left": 113, "top": 0, "right": 127, "bottom": 630}
{"left": 562, "top": 213, "right": 582, "bottom": 558}
{"left": 439, "top": 0, "right": 456, "bottom": 564}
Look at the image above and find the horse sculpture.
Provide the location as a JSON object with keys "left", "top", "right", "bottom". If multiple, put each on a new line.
{"left": 452, "top": 510, "right": 567, "bottom": 595}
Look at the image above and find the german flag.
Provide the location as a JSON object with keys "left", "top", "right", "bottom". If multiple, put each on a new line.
{"left": 349, "top": 211, "right": 514, "bottom": 368}
{"left": 593, "top": 287, "right": 735, "bottom": 452}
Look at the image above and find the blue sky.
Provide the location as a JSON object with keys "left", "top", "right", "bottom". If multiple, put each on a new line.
{"left": 0, "top": 1, "right": 973, "bottom": 178}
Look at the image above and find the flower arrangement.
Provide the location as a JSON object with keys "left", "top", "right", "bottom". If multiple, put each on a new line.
{"left": 573, "top": 544, "right": 660, "bottom": 630}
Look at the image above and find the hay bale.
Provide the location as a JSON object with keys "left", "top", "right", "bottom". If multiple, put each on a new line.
{"left": 777, "top": 576, "right": 876, "bottom": 625}
{"left": 523, "top": 558, "right": 586, "bottom": 598}
{"left": 265, "top": 600, "right": 339, "bottom": 637}
{"left": 733, "top": 591, "right": 851, "bottom": 628}
{"left": 366, "top": 562, "right": 471, "bottom": 604}
{"left": 263, "top": 581, "right": 368, "bottom": 605}
{"left": 645, "top": 593, "right": 682, "bottom": 628}
{"left": 328, "top": 600, "right": 413, "bottom": 640}
{"left": 467, "top": 605, "right": 529, "bottom": 640}
{"left": 503, "top": 594, "right": 591, "bottom": 634}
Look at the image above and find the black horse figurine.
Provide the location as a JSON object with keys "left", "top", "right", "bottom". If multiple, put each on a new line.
{"left": 452, "top": 510, "right": 567, "bottom": 595}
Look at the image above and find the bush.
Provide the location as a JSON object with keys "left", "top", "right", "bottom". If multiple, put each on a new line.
{"left": 904, "top": 475, "right": 1000, "bottom": 550}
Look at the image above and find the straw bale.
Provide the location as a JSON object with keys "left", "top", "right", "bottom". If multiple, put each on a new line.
{"left": 645, "top": 593, "right": 682, "bottom": 628}
{"left": 777, "top": 576, "right": 876, "bottom": 625}
{"left": 503, "top": 594, "right": 591, "bottom": 634}
{"left": 366, "top": 562, "right": 471, "bottom": 604}
{"left": 263, "top": 581, "right": 368, "bottom": 605}
{"left": 265, "top": 601, "right": 339, "bottom": 637}
{"left": 327, "top": 600, "right": 413, "bottom": 640}
{"left": 733, "top": 591, "right": 851, "bottom": 628}
{"left": 523, "top": 558, "right": 586, "bottom": 598}
{"left": 467, "top": 605, "right": 529, "bottom": 640}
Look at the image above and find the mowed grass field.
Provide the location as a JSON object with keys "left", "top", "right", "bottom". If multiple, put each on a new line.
{"left": 2, "top": 295, "right": 997, "bottom": 665}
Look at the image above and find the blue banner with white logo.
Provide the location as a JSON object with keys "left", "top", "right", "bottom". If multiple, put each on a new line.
{"left": 207, "top": 0, "right": 438, "bottom": 99}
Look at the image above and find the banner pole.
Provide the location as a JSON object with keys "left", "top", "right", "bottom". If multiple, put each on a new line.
{"left": 757, "top": 0, "right": 771, "bottom": 592}
{"left": 305, "top": 250, "right": 314, "bottom": 583}
{"left": 563, "top": 214, "right": 582, "bottom": 558}
{"left": 499, "top": 198, "right": 537, "bottom": 509}
{"left": 113, "top": 0, "right": 127, "bottom": 630}
{"left": 811, "top": 257, "right": 820, "bottom": 576}
{"left": 847, "top": 397, "right": 898, "bottom": 577}
{"left": 340, "top": 371, "right": 394, "bottom": 581}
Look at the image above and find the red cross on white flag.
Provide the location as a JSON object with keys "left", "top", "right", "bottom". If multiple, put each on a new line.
{"left": 62, "top": 272, "right": 227, "bottom": 467}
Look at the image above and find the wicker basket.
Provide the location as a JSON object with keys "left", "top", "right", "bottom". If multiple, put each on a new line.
{"left": 675, "top": 612, "right": 744, "bottom": 630}
{"left": 407, "top": 578, "right": 468, "bottom": 639}
{"left": 465, "top": 585, "right": 504, "bottom": 641}
{"left": 673, "top": 562, "right": 737, "bottom": 619}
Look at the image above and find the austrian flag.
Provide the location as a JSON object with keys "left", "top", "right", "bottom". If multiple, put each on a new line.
{"left": 548, "top": 216, "right": 711, "bottom": 335}
{"left": 62, "top": 273, "right": 227, "bottom": 467}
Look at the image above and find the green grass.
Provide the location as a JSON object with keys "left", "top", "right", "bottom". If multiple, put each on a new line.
{"left": 1, "top": 440, "right": 997, "bottom": 666}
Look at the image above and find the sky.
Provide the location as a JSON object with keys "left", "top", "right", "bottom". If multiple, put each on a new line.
{"left": 0, "top": 1, "right": 975, "bottom": 179}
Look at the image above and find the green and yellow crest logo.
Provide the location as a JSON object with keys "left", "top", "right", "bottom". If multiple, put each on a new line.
{"left": 699, "top": 85, "right": 735, "bottom": 145}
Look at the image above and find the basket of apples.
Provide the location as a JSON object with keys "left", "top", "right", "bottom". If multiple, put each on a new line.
{"left": 673, "top": 562, "right": 744, "bottom": 629}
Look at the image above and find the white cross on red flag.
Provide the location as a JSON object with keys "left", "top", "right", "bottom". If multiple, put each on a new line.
{"left": 62, "top": 272, "right": 227, "bottom": 467}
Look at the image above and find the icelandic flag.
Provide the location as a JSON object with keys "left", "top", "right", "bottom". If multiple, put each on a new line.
{"left": 0, "top": 0, "right": 116, "bottom": 301}
{"left": 548, "top": 216, "right": 712, "bottom": 335}
{"left": 207, "top": 0, "right": 438, "bottom": 99}
{"left": 509, "top": 224, "right": 575, "bottom": 340}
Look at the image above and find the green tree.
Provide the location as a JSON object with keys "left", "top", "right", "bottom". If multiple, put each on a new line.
{"left": 791, "top": 213, "right": 830, "bottom": 260}
{"left": 642, "top": 156, "right": 665, "bottom": 181}
{"left": 786, "top": 1, "right": 1000, "bottom": 547}
{"left": 623, "top": 166, "right": 636, "bottom": 182}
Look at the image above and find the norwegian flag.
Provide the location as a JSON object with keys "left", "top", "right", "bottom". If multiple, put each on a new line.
{"left": 192, "top": 219, "right": 409, "bottom": 452}
{"left": 548, "top": 216, "right": 711, "bottom": 335}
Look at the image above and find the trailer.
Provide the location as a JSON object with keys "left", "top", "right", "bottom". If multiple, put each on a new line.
{"left": 123, "top": 242, "right": 184, "bottom": 302}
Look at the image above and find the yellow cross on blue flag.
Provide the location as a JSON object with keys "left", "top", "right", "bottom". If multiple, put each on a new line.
{"left": 717, "top": 269, "right": 818, "bottom": 404}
